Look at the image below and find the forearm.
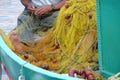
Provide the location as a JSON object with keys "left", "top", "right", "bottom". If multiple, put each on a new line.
{"left": 21, "top": 0, "right": 31, "bottom": 7}
{"left": 53, "top": 0, "right": 66, "bottom": 10}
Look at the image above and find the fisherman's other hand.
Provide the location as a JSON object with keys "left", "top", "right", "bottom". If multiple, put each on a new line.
{"left": 27, "top": 3, "right": 36, "bottom": 13}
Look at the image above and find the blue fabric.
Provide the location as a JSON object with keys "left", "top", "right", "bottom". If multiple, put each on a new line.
{"left": 17, "top": 9, "right": 58, "bottom": 43}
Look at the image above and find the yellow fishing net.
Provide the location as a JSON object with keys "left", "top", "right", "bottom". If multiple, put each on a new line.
{"left": 0, "top": 29, "right": 14, "bottom": 50}
{"left": 1, "top": 0, "right": 105, "bottom": 79}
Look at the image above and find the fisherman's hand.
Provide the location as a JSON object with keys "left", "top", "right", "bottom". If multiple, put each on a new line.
{"left": 27, "top": 3, "right": 36, "bottom": 13}
{"left": 34, "top": 5, "right": 52, "bottom": 16}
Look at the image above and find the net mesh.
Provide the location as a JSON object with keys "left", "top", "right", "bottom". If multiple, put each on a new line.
{"left": 2, "top": 0, "right": 105, "bottom": 79}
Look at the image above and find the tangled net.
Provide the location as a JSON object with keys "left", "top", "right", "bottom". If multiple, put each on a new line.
{"left": 7, "top": 0, "right": 105, "bottom": 79}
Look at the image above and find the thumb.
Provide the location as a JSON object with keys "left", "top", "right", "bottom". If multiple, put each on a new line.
{"left": 31, "top": 3, "right": 35, "bottom": 9}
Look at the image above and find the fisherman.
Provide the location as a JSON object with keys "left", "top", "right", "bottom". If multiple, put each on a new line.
{"left": 17, "top": 0, "right": 66, "bottom": 43}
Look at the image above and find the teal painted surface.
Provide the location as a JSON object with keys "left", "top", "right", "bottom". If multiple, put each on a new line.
{"left": 96, "top": 0, "right": 120, "bottom": 78}
{"left": 0, "top": 51, "right": 1, "bottom": 80}
{"left": 0, "top": 35, "right": 82, "bottom": 80}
